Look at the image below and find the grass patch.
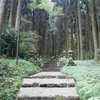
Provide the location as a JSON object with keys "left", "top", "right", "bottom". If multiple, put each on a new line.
{"left": 0, "top": 59, "right": 41, "bottom": 100}
{"left": 61, "top": 60, "right": 100, "bottom": 100}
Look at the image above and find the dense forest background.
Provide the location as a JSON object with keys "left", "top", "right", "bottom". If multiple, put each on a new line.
{"left": 1, "top": 0, "right": 100, "bottom": 100}
{"left": 0, "top": 0, "right": 100, "bottom": 61}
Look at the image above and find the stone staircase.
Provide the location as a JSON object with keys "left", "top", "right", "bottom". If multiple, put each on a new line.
{"left": 16, "top": 72, "right": 79, "bottom": 100}
{"left": 42, "top": 59, "right": 59, "bottom": 72}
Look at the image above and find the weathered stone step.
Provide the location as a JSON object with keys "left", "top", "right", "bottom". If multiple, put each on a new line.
{"left": 28, "top": 72, "right": 72, "bottom": 79}
{"left": 42, "top": 68, "right": 59, "bottom": 72}
{"left": 16, "top": 87, "right": 79, "bottom": 100}
{"left": 22, "top": 79, "right": 75, "bottom": 87}
{"left": 43, "top": 65, "right": 57, "bottom": 68}
{"left": 44, "top": 63, "right": 57, "bottom": 65}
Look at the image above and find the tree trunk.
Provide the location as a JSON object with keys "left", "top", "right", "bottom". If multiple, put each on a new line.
{"left": 89, "top": 0, "right": 98, "bottom": 61}
{"left": 52, "top": 32, "right": 54, "bottom": 56}
{"left": 0, "top": 0, "right": 6, "bottom": 58}
{"left": 9, "top": 0, "right": 15, "bottom": 27}
{"left": 71, "top": 17, "right": 74, "bottom": 58}
{"left": 84, "top": 22, "right": 88, "bottom": 52}
{"left": 76, "top": 13, "right": 80, "bottom": 60}
{"left": 64, "top": 0, "right": 69, "bottom": 57}
{"left": 15, "top": 0, "right": 22, "bottom": 29}
{"left": 77, "top": 0, "right": 84, "bottom": 60}
{"left": 86, "top": 0, "right": 92, "bottom": 59}
{"left": 95, "top": 0, "right": 100, "bottom": 48}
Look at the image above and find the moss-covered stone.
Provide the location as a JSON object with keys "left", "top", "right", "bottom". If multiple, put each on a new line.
{"left": 55, "top": 96, "right": 66, "bottom": 99}
{"left": 67, "top": 61, "right": 76, "bottom": 66}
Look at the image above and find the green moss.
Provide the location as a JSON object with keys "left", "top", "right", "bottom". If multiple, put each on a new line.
{"left": 69, "top": 83, "right": 75, "bottom": 87}
{"left": 55, "top": 96, "right": 66, "bottom": 99}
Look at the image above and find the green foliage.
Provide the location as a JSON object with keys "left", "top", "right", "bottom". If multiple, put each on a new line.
{"left": 0, "top": 59, "right": 40, "bottom": 100}
{"left": 19, "top": 42, "right": 35, "bottom": 59}
{"left": 36, "top": 0, "right": 42, "bottom": 5}
{"left": 59, "top": 57, "right": 68, "bottom": 67}
{"left": 28, "top": 0, "right": 37, "bottom": 10}
{"left": 37, "top": 0, "right": 53, "bottom": 12}
{"left": 61, "top": 60, "right": 100, "bottom": 100}
{"left": 58, "top": 0, "right": 62, "bottom": 4}
{"left": 53, "top": 6, "right": 65, "bottom": 17}
{"left": 1, "top": 27, "right": 17, "bottom": 56}
{"left": 20, "top": 18, "right": 32, "bottom": 32}
{"left": 21, "top": 18, "right": 32, "bottom": 24}
{"left": 28, "top": 0, "right": 54, "bottom": 12}
{"left": 0, "top": 60, "right": 9, "bottom": 76}
{"left": 19, "top": 31, "right": 39, "bottom": 59}
{"left": 28, "top": 0, "right": 64, "bottom": 15}
{"left": 33, "top": 59, "right": 43, "bottom": 67}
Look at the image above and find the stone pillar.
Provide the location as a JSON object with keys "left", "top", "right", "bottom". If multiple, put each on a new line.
{"left": 29, "top": 50, "right": 34, "bottom": 63}
{"left": 62, "top": 51, "right": 66, "bottom": 58}
{"left": 67, "top": 50, "right": 76, "bottom": 66}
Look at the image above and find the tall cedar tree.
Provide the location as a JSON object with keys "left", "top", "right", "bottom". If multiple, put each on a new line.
{"left": 77, "top": 0, "right": 84, "bottom": 60}
{"left": 89, "top": 0, "right": 98, "bottom": 61}
{"left": 0, "top": 0, "right": 6, "bottom": 58}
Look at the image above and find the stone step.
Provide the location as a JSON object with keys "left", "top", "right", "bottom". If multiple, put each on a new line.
{"left": 28, "top": 72, "right": 72, "bottom": 79}
{"left": 43, "top": 66, "right": 57, "bottom": 68}
{"left": 42, "top": 70, "right": 59, "bottom": 72}
{"left": 44, "top": 63, "right": 57, "bottom": 65}
{"left": 42, "top": 67, "right": 58, "bottom": 69}
{"left": 16, "top": 87, "right": 79, "bottom": 100}
{"left": 43, "top": 65, "right": 57, "bottom": 68}
{"left": 42, "top": 68, "right": 59, "bottom": 72}
{"left": 22, "top": 79, "right": 75, "bottom": 87}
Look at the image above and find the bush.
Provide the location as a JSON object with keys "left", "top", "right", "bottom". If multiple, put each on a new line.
{"left": 19, "top": 42, "right": 35, "bottom": 59}
{"left": 59, "top": 57, "right": 68, "bottom": 67}
{"left": 1, "top": 27, "right": 17, "bottom": 57}
{"left": 0, "top": 59, "right": 9, "bottom": 77}
{"left": 19, "top": 31, "right": 39, "bottom": 59}
{"left": 0, "top": 59, "right": 41, "bottom": 100}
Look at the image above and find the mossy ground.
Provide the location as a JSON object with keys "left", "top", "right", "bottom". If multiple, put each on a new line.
{"left": 61, "top": 60, "right": 100, "bottom": 100}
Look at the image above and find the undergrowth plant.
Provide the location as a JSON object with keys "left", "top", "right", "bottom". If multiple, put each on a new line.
{"left": 58, "top": 57, "right": 68, "bottom": 67}
{"left": 0, "top": 59, "right": 40, "bottom": 100}
{"left": 61, "top": 60, "right": 100, "bottom": 100}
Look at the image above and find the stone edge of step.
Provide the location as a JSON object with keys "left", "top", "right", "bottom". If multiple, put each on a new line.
{"left": 16, "top": 88, "right": 80, "bottom": 100}
{"left": 25, "top": 75, "right": 73, "bottom": 79}
{"left": 22, "top": 78, "right": 75, "bottom": 87}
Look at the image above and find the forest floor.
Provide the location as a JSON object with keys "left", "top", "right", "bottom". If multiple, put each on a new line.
{"left": 61, "top": 60, "right": 100, "bottom": 100}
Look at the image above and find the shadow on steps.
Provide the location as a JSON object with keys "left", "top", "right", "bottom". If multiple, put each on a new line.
{"left": 42, "top": 58, "right": 59, "bottom": 72}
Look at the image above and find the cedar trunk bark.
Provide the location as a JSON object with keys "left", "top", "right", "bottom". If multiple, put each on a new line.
{"left": 15, "top": 0, "right": 22, "bottom": 29}
{"left": 95, "top": 0, "right": 100, "bottom": 47}
{"left": 84, "top": 22, "right": 88, "bottom": 52}
{"left": 76, "top": 13, "right": 80, "bottom": 60}
{"left": 0, "top": 0, "right": 6, "bottom": 58}
{"left": 64, "top": 0, "right": 69, "bottom": 57}
{"left": 9, "top": 0, "right": 15, "bottom": 27}
{"left": 77, "top": 0, "right": 84, "bottom": 60}
{"left": 86, "top": 0, "right": 92, "bottom": 59}
{"left": 71, "top": 17, "right": 74, "bottom": 59}
{"left": 89, "top": 0, "right": 98, "bottom": 61}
